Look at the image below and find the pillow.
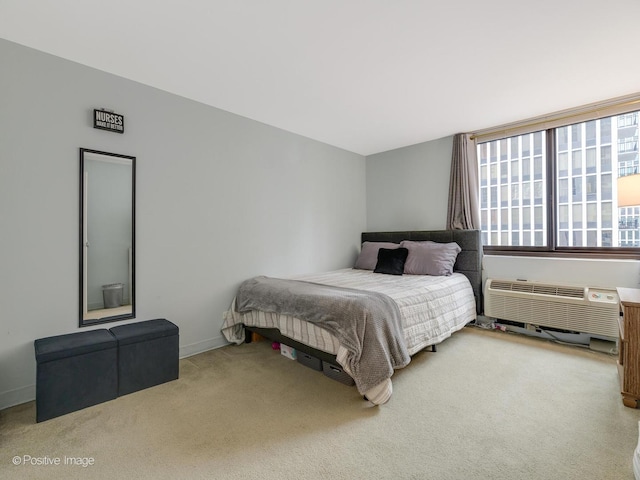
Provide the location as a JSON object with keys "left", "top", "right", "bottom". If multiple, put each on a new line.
{"left": 374, "top": 247, "right": 409, "bottom": 275}
{"left": 400, "top": 240, "right": 461, "bottom": 276}
{"left": 354, "top": 241, "right": 399, "bottom": 270}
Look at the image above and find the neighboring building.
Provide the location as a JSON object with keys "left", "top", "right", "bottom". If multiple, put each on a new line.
{"left": 479, "top": 110, "right": 640, "bottom": 248}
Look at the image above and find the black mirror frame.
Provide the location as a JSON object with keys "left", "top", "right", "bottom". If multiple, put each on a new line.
{"left": 79, "top": 148, "right": 136, "bottom": 327}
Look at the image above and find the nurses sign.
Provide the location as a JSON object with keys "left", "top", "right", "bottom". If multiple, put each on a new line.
{"left": 93, "top": 109, "right": 124, "bottom": 133}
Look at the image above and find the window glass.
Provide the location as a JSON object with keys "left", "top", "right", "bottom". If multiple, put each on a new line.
{"left": 586, "top": 175, "right": 597, "bottom": 201}
{"left": 533, "top": 131, "right": 543, "bottom": 155}
{"left": 511, "top": 160, "right": 519, "bottom": 181}
{"left": 477, "top": 109, "right": 640, "bottom": 250}
{"left": 601, "top": 145, "right": 611, "bottom": 172}
{"left": 572, "top": 204, "right": 582, "bottom": 228}
{"left": 601, "top": 174, "right": 612, "bottom": 201}
{"left": 601, "top": 118, "right": 611, "bottom": 144}
{"left": 510, "top": 137, "right": 519, "bottom": 158}
{"left": 557, "top": 127, "right": 568, "bottom": 151}
{"left": 572, "top": 177, "right": 582, "bottom": 202}
{"left": 534, "top": 156, "right": 543, "bottom": 180}
{"left": 571, "top": 124, "right": 582, "bottom": 149}
{"left": 511, "top": 207, "right": 520, "bottom": 229}
{"left": 499, "top": 139, "right": 508, "bottom": 160}
{"left": 558, "top": 204, "right": 568, "bottom": 229}
{"left": 500, "top": 161, "right": 508, "bottom": 184}
{"left": 586, "top": 203, "right": 597, "bottom": 228}
{"left": 572, "top": 150, "right": 582, "bottom": 175}
{"left": 511, "top": 184, "right": 520, "bottom": 206}
{"left": 602, "top": 202, "right": 612, "bottom": 228}
{"left": 500, "top": 185, "right": 509, "bottom": 207}
{"left": 522, "top": 157, "right": 531, "bottom": 181}
{"left": 522, "top": 206, "right": 531, "bottom": 229}
{"left": 558, "top": 152, "right": 568, "bottom": 177}
{"left": 585, "top": 121, "right": 596, "bottom": 147}
{"left": 522, "top": 182, "right": 531, "bottom": 205}
{"left": 586, "top": 148, "right": 597, "bottom": 173}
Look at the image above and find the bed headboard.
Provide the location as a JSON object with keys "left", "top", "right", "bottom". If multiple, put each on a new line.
{"left": 361, "top": 229, "right": 483, "bottom": 314}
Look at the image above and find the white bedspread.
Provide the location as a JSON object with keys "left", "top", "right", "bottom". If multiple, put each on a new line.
{"left": 222, "top": 268, "right": 476, "bottom": 403}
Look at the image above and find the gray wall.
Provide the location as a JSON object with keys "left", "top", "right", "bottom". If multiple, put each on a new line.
{"left": 366, "top": 137, "right": 640, "bottom": 291}
{"left": 366, "top": 136, "right": 453, "bottom": 231}
{"left": 0, "top": 40, "right": 366, "bottom": 409}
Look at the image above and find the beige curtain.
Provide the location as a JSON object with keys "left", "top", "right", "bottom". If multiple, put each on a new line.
{"left": 446, "top": 133, "right": 480, "bottom": 230}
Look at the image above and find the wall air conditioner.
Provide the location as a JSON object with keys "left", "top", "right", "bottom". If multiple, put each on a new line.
{"left": 484, "top": 279, "right": 619, "bottom": 338}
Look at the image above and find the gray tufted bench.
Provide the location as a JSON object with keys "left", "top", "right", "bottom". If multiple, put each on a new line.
{"left": 34, "top": 329, "right": 117, "bottom": 422}
{"left": 34, "top": 319, "right": 179, "bottom": 422}
{"left": 110, "top": 319, "right": 179, "bottom": 396}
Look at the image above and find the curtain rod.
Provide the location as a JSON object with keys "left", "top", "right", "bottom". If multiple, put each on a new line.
{"left": 470, "top": 93, "right": 640, "bottom": 142}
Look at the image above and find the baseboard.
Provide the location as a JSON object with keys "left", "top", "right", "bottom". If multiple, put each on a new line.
{"left": 179, "top": 335, "right": 229, "bottom": 359}
{"left": 0, "top": 384, "right": 35, "bottom": 411}
{"left": 0, "top": 335, "right": 230, "bottom": 412}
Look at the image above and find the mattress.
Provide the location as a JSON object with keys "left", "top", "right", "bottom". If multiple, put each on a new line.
{"left": 222, "top": 268, "right": 476, "bottom": 356}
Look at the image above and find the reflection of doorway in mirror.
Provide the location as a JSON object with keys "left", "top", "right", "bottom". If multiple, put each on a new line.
{"left": 83, "top": 155, "right": 133, "bottom": 315}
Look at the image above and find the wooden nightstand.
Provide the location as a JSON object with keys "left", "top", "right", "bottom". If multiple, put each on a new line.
{"left": 617, "top": 287, "right": 640, "bottom": 408}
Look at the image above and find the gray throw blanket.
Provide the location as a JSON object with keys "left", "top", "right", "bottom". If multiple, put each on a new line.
{"left": 235, "top": 276, "right": 410, "bottom": 394}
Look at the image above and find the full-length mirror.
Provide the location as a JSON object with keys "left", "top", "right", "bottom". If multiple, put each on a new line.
{"left": 80, "top": 148, "right": 135, "bottom": 326}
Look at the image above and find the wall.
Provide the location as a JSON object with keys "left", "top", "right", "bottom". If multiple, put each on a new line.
{"left": 366, "top": 137, "right": 640, "bottom": 290}
{"left": 0, "top": 40, "right": 366, "bottom": 409}
{"left": 366, "top": 136, "right": 453, "bottom": 231}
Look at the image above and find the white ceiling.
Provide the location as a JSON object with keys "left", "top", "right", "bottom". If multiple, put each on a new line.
{"left": 2, "top": 1, "right": 640, "bottom": 156}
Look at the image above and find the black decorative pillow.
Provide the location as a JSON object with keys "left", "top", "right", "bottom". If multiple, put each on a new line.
{"left": 374, "top": 247, "right": 409, "bottom": 275}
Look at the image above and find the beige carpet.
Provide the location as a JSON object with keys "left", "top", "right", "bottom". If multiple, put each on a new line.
{"left": 2, "top": 327, "right": 639, "bottom": 480}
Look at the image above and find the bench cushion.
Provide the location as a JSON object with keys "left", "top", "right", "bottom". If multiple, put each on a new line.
{"left": 109, "top": 319, "right": 178, "bottom": 345}
{"left": 34, "top": 329, "right": 116, "bottom": 363}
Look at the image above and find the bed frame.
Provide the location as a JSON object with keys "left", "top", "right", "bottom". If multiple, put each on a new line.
{"left": 245, "top": 229, "right": 483, "bottom": 365}
{"left": 361, "top": 229, "right": 483, "bottom": 314}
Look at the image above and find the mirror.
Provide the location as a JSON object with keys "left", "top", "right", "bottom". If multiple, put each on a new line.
{"left": 79, "top": 148, "right": 135, "bottom": 326}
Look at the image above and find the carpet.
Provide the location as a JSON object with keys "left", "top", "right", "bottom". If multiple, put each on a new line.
{"left": 1, "top": 327, "right": 639, "bottom": 479}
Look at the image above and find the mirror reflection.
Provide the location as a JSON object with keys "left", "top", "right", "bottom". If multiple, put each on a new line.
{"left": 80, "top": 148, "right": 135, "bottom": 326}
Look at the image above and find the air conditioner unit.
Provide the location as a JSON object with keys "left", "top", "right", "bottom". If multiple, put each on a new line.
{"left": 484, "top": 279, "right": 619, "bottom": 338}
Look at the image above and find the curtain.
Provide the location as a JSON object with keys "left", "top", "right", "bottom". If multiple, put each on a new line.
{"left": 446, "top": 133, "right": 480, "bottom": 230}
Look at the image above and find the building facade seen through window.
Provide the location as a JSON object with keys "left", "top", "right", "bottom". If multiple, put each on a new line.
{"left": 478, "top": 110, "right": 640, "bottom": 249}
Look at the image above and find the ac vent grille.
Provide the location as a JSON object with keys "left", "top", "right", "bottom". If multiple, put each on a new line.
{"left": 554, "top": 286, "right": 585, "bottom": 298}
{"left": 511, "top": 283, "right": 534, "bottom": 294}
{"left": 488, "top": 280, "right": 584, "bottom": 299}
{"left": 490, "top": 280, "right": 517, "bottom": 291}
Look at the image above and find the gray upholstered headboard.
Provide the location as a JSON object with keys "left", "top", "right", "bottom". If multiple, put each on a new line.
{"left": 361, "top": 230, "right": 483, "bottom": 314}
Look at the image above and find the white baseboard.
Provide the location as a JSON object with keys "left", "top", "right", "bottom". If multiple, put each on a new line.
{"left": 179, "top": 334, "right": 229, "bottom": 358}
{"left": 0, "top": 384, "right": 35, "bottom": 412}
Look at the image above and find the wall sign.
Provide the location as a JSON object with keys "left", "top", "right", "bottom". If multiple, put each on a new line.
{"left": 93, "top": 109, "right": 124, "bottom": 134}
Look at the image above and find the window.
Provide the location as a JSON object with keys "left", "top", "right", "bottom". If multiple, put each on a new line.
{"left": 478, "top": 109, "right": 640, "bottom": 253}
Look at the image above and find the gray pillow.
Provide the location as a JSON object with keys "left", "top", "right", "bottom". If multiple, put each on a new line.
{"left": 400, "top": 240, "right": 462, "bottom": 276}
{"left": 354, "top": 241, "right": 399, "bottom": 270}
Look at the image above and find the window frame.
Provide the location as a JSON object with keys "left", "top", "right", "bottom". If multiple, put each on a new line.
{"left": 480, "top": 128, "right": 640, "bottom": 259}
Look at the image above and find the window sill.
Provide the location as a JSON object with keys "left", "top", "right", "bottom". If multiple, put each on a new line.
{"left": 483, "top": 248, "right": 640, "bottom": 260}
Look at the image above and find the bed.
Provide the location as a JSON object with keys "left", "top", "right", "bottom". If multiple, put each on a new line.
{"left": 221, "top": 230, "right": 482, "bottom": 405}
